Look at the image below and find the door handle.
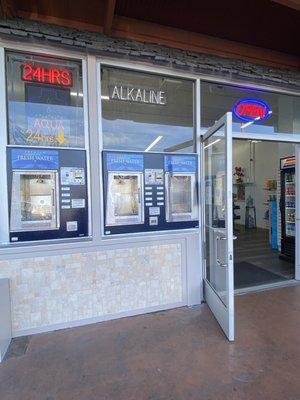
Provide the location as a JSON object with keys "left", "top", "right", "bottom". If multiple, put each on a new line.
{"left": 216, "top": 235, "right": 237, "bottom": 267}
{"left": 219, "top": 235, "right": 237, "bottom": 240}
{"left": 52, "top": 188, "right": 55, "bottom": 207}
{"left": 216, "top": 235, "right": 227, "bottom": 267}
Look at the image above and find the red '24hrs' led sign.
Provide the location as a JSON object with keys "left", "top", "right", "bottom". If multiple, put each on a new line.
{"left": 21, "top": 64, "right": 73, "bottom": 87}
{"left": 232, "top": 98, "right": 272, "bottom": 123}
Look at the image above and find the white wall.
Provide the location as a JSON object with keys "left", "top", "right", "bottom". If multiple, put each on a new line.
{"left": 232, "top": 140, "right": 255, "bottom": 226}
{"left": 254, "top": 142, "right": 278, "bottom": 228}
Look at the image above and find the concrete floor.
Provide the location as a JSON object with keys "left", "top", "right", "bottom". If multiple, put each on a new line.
{"left": 1, "top": 286, "right": 300, "bottom": 400}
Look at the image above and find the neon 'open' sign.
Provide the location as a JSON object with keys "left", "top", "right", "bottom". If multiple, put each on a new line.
{"left": 233, "top": 98, "right": 272, "bottom": 123}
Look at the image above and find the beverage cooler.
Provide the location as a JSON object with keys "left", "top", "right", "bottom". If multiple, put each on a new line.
{"left": 280, "top": 157, "right": 295, "bottom": 262}
{"left": 103, "top": 151, "right": 199, "bottom": 235}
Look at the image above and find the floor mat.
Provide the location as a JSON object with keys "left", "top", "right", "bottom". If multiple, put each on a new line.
{"left": 234, "top": 261, "right": 288, "bottom": 289}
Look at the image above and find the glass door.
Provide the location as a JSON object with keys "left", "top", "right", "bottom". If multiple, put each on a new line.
{"left": 295, "top": 145, "right": 300, "bottom": 281}
{"left": 203, "top": 112, "right": 234, "bottom": 341}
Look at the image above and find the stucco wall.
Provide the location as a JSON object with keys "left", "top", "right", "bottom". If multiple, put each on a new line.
{"left": 0, "top": 243, "right": 183, "bottom": 335}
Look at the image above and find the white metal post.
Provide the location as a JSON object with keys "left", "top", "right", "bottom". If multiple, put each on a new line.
{"left": 0, "top": 47, "right": 10, "bottom": 244}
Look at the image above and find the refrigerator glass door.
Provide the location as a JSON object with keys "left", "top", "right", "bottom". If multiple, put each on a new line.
{"left": 10, "top": 171, "right": 59, "bottom": 232}
{"left": 106, "top": 172, "right": 144, "bottom": 226}
{"left": 166, "top": 173, "right": 198, "bottom": 222}
{"left": 285, "top": 171, "right": 295, "bottom": 237}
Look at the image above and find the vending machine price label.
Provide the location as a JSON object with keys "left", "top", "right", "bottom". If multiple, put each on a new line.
{"left": 71, "top": 199, "right": 86, "bottom": 209}
{"left": 149, "top": 207, "right": 160, "bottom": 216}
{"left": 66, "top": 221, "right": 78, "bottom": 231}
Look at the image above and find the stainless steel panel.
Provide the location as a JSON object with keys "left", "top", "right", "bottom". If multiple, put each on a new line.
{"left": 106, "top": 172, "right": 144, "bottom": 226}
{"left": 10, "top": 170, "right": 59, "bottom": 232}
{"left": 166, "top": 172, "right": 198, "bottom": 222}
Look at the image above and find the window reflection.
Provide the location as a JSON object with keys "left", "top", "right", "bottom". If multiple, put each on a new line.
{"left": 201, "top": 82, "right": 300, "bottom": 135}
{"left": 101, "top": 67, "right": 195, "bottom": 152}
{"left": 6, "top": 52, "right": 85, "bottom": 148}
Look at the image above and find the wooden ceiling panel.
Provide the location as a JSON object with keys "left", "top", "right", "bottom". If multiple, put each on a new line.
{"left": 115, "top": 0, "right": 300, "bottom": 56}
{"left": 5, "top": 0, "right": 299, "bottom": 68}
{"left": 16, "top": 0, "right": 107, "bottom": 27}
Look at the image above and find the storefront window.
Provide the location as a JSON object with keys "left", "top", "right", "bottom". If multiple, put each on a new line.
{"left": 6, "top": 52, "right": 85, "bottom": 148}
{"left": 101, "top": 67, "right": 195, "bottom": 153}
{"left": 201, "top": 82, "right": 300, "bottom": 135}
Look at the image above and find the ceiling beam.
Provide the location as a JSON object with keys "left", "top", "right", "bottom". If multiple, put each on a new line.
{"left": 0, "top": 0, "right": 16, "bottom": 19}
{"left": 18, "top": 11, "right": 104, "bottom": 33}
{"left": 271, "top": 0, "right": 300, "bottom": 11}
{"left": 111, "top": 16, "right": 300, "bottom": 70}
{"left": 103, "top": 0, "right": 116, "bottom": 35}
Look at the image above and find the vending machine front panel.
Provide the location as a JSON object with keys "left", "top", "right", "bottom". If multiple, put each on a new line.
{"left": 7, "top": 147, "right": 89, "bottom": 242}
{"left": 103, "top": 151, "right": 199, "bottom": 235}
{"left": 106, "top": 172, "right": 144, "bottom": 226}
{"left": 10, "top": 170, "right": 59, "bottom": 232}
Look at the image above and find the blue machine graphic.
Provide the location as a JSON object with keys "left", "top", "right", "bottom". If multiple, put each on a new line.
{"left": 106, "top": 152, "right": 144, "bottom": 171}
{"left": 164, "top": 155, "right": 197, "bottom": 173}
{"left": 11, "top": 148, "right": 59, "bottom": 170}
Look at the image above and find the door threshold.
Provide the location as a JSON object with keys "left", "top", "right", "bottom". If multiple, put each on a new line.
{"left": 234, "top": 279, "right": 299, "bottom": 296}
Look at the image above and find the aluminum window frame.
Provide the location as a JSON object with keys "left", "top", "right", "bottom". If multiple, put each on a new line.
{"left": 97, "top": 59, "right": 200, "bottom": 239}
{"left": 0, "top": 43, "right": 93, "bottom": 250}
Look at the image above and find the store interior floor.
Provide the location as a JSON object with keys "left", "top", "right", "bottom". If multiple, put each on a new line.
{"left": 234, "top": 226, "right": 294, "bottom": 289}
{"left": 233, "top": 139, "right": 296, "bottom": 290}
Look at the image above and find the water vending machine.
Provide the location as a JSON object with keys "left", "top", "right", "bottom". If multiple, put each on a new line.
{"left": 103, "top": 151, "right": 198, "bottom": 235}
{"left": 7, "top": 147, "right": 89, "bottom": 242}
